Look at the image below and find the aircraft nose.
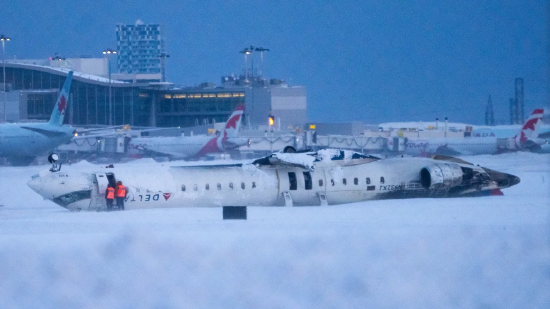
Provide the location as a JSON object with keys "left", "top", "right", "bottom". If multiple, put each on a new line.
{"left": 495, "top": 172, "right": 521, "bottom": 188}
{"left": 507, "top": 174, "right": 521, "bottom": 187}
{"left": 27, "top": 176, "right": 43, "bottom": 194}
{"left": 481, "top": 167, "right": 521, "bottom": 188}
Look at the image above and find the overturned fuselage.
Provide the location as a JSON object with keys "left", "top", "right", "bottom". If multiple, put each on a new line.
{"left": 27, "top": 150, "right": 520, "bottom": 211}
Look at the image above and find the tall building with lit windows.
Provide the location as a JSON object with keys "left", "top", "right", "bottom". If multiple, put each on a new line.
{"left": 116, "top": 20, "right": 164, "bottom": 75}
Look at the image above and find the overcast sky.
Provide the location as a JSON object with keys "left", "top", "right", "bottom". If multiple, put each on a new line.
{"left": 2, "top": 0, "right": 549, "bottom": 124}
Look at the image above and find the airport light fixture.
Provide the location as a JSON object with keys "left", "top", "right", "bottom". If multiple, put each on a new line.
{"left": 240, "top": 46, "right": 270, "bottom": 78}
{"left": 254, "top": 47, "right": 269, "bottom": 76}
{"left": 50, "top": 53, "right": 66, "bottom": 61}
{"left": 268, "top": 113, "right": 275, "bottom": 152}
{"left": 240, "top": 47, "right": 253, "bottom": 78}
{"left": 102, "top": 48, "right": 117, "bottom": 125}
{"left": 1, "top": 34, "right": 11, "bottom": 122}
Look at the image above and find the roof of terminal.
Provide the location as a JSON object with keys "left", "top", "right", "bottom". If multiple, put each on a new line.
{"left": 4, "top": 62, "right": 144, "bottom": 87}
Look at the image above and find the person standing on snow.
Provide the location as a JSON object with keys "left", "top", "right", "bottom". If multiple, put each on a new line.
{"left": 105, "top": 185, "right": 115, "bottom": 210}
{"left": 115, "top": 181, "right": 127, "bottom": 210}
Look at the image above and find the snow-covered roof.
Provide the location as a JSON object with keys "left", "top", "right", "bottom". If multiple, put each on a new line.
{"left": 5, "top": 62, "right": 138, "bottom": 86}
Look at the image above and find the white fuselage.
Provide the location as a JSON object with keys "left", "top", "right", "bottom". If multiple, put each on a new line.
{"left": 128, "top": 135, "right": 215, "bottom": 158}
{"left": 27, "top": 156, "right": 515, "bottom": 211}
{"left": 471, "top": 125, "right": 550, "bottom": 138}
{"left": 127, "top": 135, "right": 248, "bottom": 159}
{"left": 404, "top": 137, "right": 500, "bottom": 156}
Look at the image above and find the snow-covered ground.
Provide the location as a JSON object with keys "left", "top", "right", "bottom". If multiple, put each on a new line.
{"left": 0, "top": 153, "right": 549, "bottom": 308}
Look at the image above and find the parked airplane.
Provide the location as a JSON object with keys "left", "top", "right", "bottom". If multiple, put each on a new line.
{"left": 127, "top": 105, "right": 249, "bottom": 159}
{"left": 471, "top": 125, "right": 550, "bottom": 139}
{"left": 0, "top": 71, "right": 74, "bottom": 165}
{"left": 400, "top": 109, "right": 546, "bottom": 156}
{"left": 27, "top": 149, "right": 519, "bottom": 213}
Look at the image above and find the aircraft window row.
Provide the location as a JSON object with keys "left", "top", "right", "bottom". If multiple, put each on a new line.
{"left": 181, "top": 182, "right": 257, "bottom": 192}
{"left": 283, "top": 173, "right": 387, "bottom": 191}
{"left": 325, "top": 176, "right": 383, "bottom": 187}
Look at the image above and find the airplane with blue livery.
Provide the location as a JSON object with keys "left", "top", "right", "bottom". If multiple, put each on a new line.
{"left": 0, "top": 71, "right": 75, "bottom": 165}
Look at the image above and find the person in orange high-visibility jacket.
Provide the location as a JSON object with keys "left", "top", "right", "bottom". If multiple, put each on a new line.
{"left": 105, "top": 185, "right": 115, "bottom": 210}
{"left": 115, "top": 181, "right": 128, "bottom": 210}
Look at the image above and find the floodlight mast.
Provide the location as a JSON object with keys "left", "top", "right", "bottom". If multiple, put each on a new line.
{"left": 102, "top": 48, "right": 117, "bottom": 125}
{"left": 240, "top": 46, "right": 270, "bottom": 79}
{"left": 1, "top": 34, "right": 11, "bottom": 123}
{"left": 254, "top": 47, "right": 269, "bottom": 76}
{"left": 239, "top": 47, "right": 253, "bottom": 79}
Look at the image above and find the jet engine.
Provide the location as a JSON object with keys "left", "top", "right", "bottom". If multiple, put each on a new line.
{"left": 420, "top": 163, "right": 463, "bottom": 190}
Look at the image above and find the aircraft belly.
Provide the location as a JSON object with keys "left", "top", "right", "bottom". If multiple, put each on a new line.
{"left": 0, "top": 135, "right": 33, "bottom": 156}
{"left": 0, "top": 126, "right": 73, "bottom": 158}
{"left": 326, "top": 190, "right": 368, "bottom": 205}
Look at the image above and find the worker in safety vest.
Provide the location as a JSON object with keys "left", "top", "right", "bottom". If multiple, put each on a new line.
{"left": 115, "top": 181, "right": 128, "bottom": 210}
{"left": 105, "top": 185, "right": 115, "bottom": 210}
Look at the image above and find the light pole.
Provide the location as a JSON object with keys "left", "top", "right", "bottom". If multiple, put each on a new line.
{"left": 102, "top": 48, "right": 117, "bottom": 125}
{"left": 254, "top": 47, "right": 269, "bottom": 76}
{"left": 239, "top": 47, "right": 252, "bottom": 79}
{"left": 1, "top": 34, "right": 11, "bottom": 123}
{"left": 158, "top": 52, "right": 170, "bottom": 82}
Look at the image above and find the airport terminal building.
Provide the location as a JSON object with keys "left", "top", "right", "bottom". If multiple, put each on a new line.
{"left": 0, "top": 61, "right": 307, "bottom": 130}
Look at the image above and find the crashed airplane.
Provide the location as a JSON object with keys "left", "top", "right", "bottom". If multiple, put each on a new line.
{"left": 27, "top": 149, "right": 520, "bottom": 215}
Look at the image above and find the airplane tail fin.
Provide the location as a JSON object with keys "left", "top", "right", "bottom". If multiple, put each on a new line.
{"left": 514, "top": 108, "right": 545, "bottom": 147}
{"left": 222, "top": 104, "right": 244, "bottom": 139}
{"left": 47, "top": 71, "right": 73, "bottom": 126}
{"left": 516, "top": 109, "right": 545, "bottom": 141}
